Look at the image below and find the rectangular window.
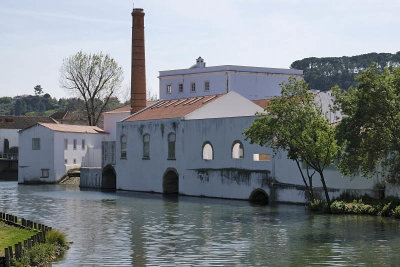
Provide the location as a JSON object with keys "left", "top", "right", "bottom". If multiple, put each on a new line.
{"left": 204, "top": 81, "right": 210, "bottom": 91}
{"left": 121, "top": 135, "right": 127, "bottom": 159}
{"left": 168, "top": 133, "right": 176, "bottom": 160}
{"left": 178, "top": 83, "right": 183, "bottom": 93}
{"left": 253, "top": 154, "right": 271, "bottom": 162}
{"left": 73, "top": 139, "right": 77, "bottom": 150}
{"left": 73, "top": 158, "right": 77, "bottom": 164}
{"left": 166, "top": 84, "right": 172, "bottom": 94}
{"left": 191, "top": 82, "right": 196, "bottom": 92}
{"left": 64, "top": 139, "right": 68, "bottom": 150}
{"left": 41, "top": 169, "right": 49, "bottom": 178}
{"left": 32, "top": 138, "right": 40, "bottom": 150}
{"left": 64, "top": 159, "right": 68, "bottom": 164}
{"left": 143, "top": 134, "right": 150, "bottom": 159}
{"left": 82, "top": 139, "right": 85, "bottom": 150}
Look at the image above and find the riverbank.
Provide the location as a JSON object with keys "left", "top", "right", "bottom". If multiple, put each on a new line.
{"left": 0, "top": 212, "right": 69, "bottom": 266}
{"left": 311, "top": 194, "right": 400, "bottom": 218}
{"left": 0, "top": 222, "right": 36, "bottom": 256}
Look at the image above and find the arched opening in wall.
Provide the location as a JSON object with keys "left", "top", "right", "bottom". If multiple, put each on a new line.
{"left": 202, "top": 142, "right": 213, "bottom": 160}
{"left": 102, "top": 165, "right": 116, "bottom": 191}
{"left": 249, "top": 189, "right": 269, "bottom": 205}
{"left": 163, "top": 169, "right": 179, "bottom": 194}
{"left": 3, "top": 139, "right": 9, "bottom": 155}
{"left": 232, "top": 141, "right": 244, "bottom": 159}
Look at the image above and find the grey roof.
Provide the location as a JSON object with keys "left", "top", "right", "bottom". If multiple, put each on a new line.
{"left": 0, "top": 116, "right": 58, "bottom": 130}
{"left": 159, "top": 65, "right": 303, "bottom": 77}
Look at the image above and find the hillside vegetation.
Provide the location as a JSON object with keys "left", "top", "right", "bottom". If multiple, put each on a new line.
{"left": 291, "top": 51, "right": 400, "bottom": 91}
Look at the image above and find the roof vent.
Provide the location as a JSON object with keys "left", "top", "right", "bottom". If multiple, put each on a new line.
{"left": 190, "top": 57, "right": 206, "bottom": 68}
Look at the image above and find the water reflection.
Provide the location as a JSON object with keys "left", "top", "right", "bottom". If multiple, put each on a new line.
{"left": 0, "top": 182, "right": 400, "bottom": 266}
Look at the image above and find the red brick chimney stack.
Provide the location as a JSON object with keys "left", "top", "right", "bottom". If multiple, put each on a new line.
{"left": 130, "top": 8, "right": 146, "bottom": 114}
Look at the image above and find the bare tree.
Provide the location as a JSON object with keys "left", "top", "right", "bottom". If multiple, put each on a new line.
{"left": 60, "top": 51, "right": 123, "bottom": 126}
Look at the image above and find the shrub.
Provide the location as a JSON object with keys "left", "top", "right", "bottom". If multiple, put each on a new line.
{"left": 378, "top": 202, "right": 394, "bottom": 217}
{"left": 392, "top": 206, "right": 400, "bottom": 218}
{"left": 330, "top": 201, "right": 345, "bottom": 214}
{"left": 310, "top": 199, "right": 326, "bottom": 212}
{"left": 13, "top": 243, "right": 54, "bottom": 267}
{"left": 46, "top": 230, "right": 68, "bottom": 248}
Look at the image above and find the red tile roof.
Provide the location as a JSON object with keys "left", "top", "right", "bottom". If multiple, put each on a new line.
{"left": 0, "top": 116, "right": 58, "bottom": 130}
{"left": 37, "top": 123, "right": 107, "bottom": 134}
{"left": 103, "top": 101, "right": 158, "bottom": 114}
{"left": 252, "top": 99, "right": 270, "bottom": 109}
{"left": 124, "top": 95, "right": 223, "bottom": 122}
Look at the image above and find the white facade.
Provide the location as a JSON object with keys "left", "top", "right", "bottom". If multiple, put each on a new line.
{"left": 159, "top": 58, "right": 303, "bottom": 101}
{"left": 104, "top": 111, "right": 130, "bottom": 141}
{"left": 18, "top": 124, "right": 108, "bottom": 183}
{"left": 114, "top": 92, "right": 379, "bottom": 203}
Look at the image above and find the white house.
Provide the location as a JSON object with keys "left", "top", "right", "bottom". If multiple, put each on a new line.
{"left": 108, "top": 91, "right": 379, "bottom": 204}
{"left": 18, "top": 123, "right": 108, "bottom": 184}
{"left": 159, "top": 57, "right": 303, "bottom": 101}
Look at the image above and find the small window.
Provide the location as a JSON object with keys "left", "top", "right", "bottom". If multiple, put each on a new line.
{"left": 82, "top": 139, "right": 85, "bottom": 150}
{"left": 202, "top": 142, "right": 213, "bottom": 160}
{"left": 41, "top": 169, "right": 49, "bottom": 178}
{"left": 191, "top": 82, "right": 196, "bottom": 92}
{"left": 32, "top": 138, "right": 40, "bottom": 150}
{"left": 73, "top": 158, "right": 77, "bottom": 164}
{"left": 64, "top": 159, "right": 68, "bottom": 164}
{"left": 168, "top": 133, "right": 176, "bottom": 160}
{"left": 64, "top": 139, "right": 68, "bottom": 150}
{"left": 204, "top": 81, "right": 210, "bottom": 92}
{"left": 178, "top": 83, "right": 183, "bottom": 93}
{"left": 167, "top": 84, "right": 172, "bottom": 94}
{"left": 73, "top": 139, "right": 77, "bottom": 150}
{"left": 143, "top": 134, "right": 150, "bottom": 159}
{"left": 120, "top": 135, "right": 127, "bottom": 159}
{"left": 232, "top": 141, "right": 244, "bottom": 159}
{"left": 253, "top": 154, "right": 271, "bottom": 162}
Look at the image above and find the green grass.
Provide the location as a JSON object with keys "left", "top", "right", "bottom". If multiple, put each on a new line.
{"left": 0, "top": 221, "right": 37, "bottom": 256}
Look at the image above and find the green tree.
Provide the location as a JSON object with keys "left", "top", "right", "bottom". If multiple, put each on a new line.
{"left": 59, "top": 51, "right": 123, "bottom": 126}
{"left": 333, "top": 63, "right": 400, "bottom": 183}
{"left": 244, "top": 77, "right": 339, "bottom": 209}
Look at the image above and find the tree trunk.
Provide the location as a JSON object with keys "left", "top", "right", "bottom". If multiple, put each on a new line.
{"left": 295, "top": 160, "right": 312, "bottom": 201}
{"left": 318, "top": 170, "right": 331, "bottom": 213}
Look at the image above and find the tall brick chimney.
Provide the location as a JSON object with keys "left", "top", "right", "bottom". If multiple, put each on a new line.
{"left": 130, "top": 8, "right": 146, "bottom": 114}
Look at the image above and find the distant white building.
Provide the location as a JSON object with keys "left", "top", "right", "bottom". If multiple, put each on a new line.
{"left": 18, "top": 123, "right": 108, "bottom": 184}
{"left": 0, "top": 116, "right": 57, "bottom": 159}
{"left": 106, "top": 91, "right": 378, "bottom": 204}
{"left": 159, "top": 57, "right": 303, "bottom": 101}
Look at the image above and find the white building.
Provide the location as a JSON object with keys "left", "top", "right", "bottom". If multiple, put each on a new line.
{"left": 18, "top": 123, "right": 108, "bottom": 184}
{"left": 107, "top": 92, "right": 378, "bottom": 204}
{"left": 159, "top": 57, "right": 303, "bottom": 101}
{"left": 0, "top": 116, "right": 57, "bottom": 159}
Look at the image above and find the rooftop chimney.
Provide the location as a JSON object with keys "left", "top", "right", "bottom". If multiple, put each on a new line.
{"left": 190, "top": 57, "right": 206, "bottom": 69}
{"left": 130, "top": 8, "right": 146, "bottom": 114}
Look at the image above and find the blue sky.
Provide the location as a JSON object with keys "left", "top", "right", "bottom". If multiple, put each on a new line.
{"left": 1, "top": 0, "right": 399, "bottom": 100}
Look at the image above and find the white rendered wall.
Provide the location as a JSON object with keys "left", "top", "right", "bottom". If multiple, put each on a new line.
{"left": 116, "top": 118, "right": 181, "bottom": 192}
{"left": 104, "top": 112, "right": 130, "bottom": 141}
{"left": 0, "top": 129, "right": 19, "bottom": 154}
{"left": 18, "top": 125, "right": 55, "bottom": 183}
{"left": 57, "top": 132, "right": 108, "bottom": 179}
{"left": 116, "top": 115, "right": 381, "bottom": 203}
{"left": 159, "top": 71, "right": 302, "bottom": 101}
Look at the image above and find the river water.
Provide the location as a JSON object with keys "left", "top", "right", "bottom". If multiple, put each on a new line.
{"left": 1, "top": 182, "right": 400, "bottom": 266}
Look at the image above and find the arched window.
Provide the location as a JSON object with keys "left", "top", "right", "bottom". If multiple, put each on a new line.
{"left": 168, "top": 133, "right": 176, "bottom": 160}
{"left": 232, "top": 141, "right": 244, "bottom": 159}
{"left": 202, "top": 142, "right": 213, "bottom": 160}
{"left": 143, "top": 134, "right": 150, "bottom": 159}
{"left": 120, "top": 135, "right": 127, "bottom": 159}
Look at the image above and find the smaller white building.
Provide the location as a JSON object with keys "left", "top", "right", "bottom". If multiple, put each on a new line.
{"left": 18, "top": 123, "right": 108, "bottom": 184}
